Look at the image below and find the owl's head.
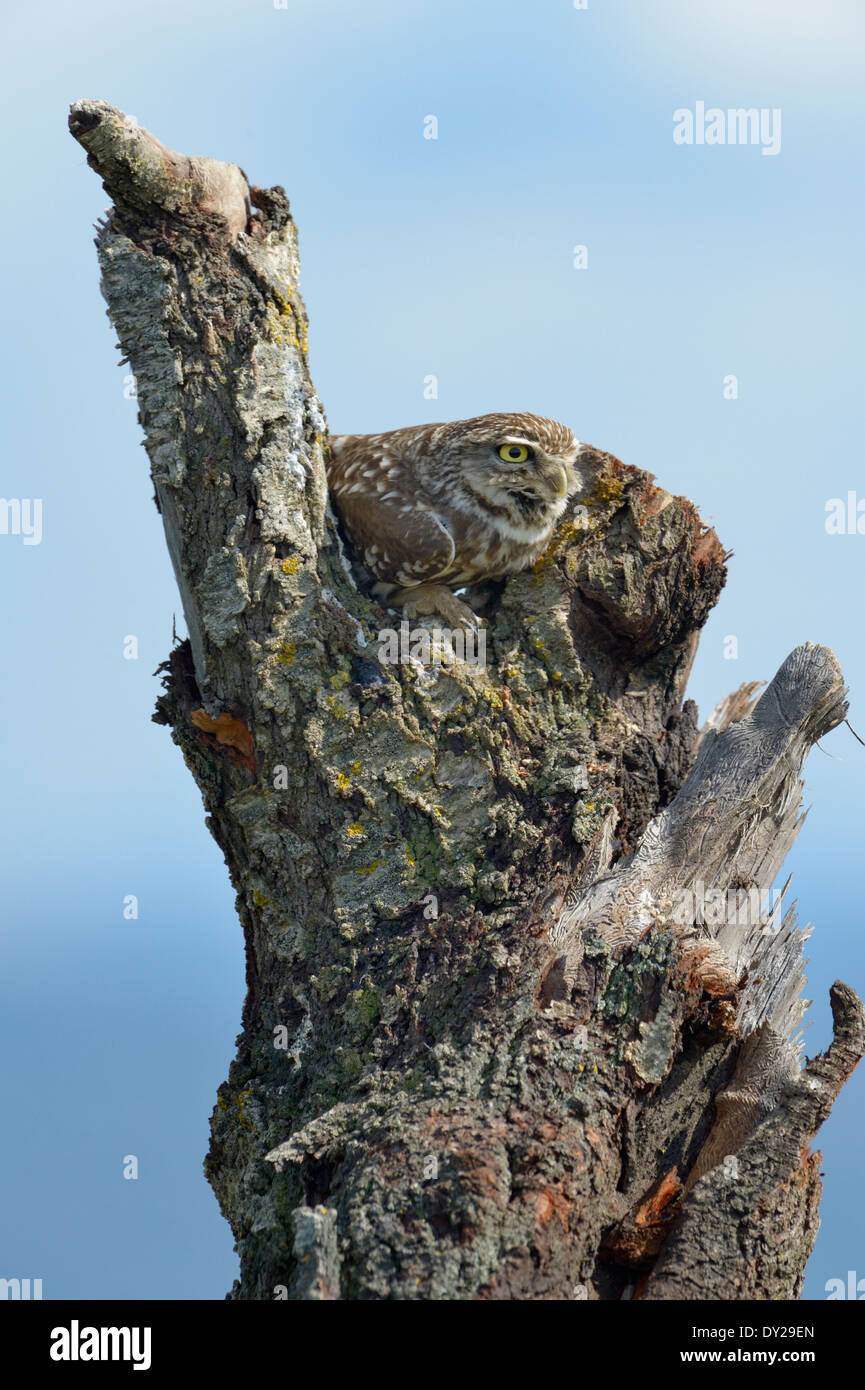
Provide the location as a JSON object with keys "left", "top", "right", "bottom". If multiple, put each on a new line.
{"left": 443, "top": 412, "right": 583, "bottom": 528}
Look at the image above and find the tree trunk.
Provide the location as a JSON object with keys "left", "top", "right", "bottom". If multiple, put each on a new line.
{"left": 70, "top": 100, "right": 865, "bottom": 1302}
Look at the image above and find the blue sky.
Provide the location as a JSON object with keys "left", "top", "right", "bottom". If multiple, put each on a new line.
{"left": 1, "top": 0, "right": 863, "bottom": 1299}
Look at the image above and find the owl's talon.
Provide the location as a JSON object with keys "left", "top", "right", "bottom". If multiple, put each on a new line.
{"left": 396, "top": 584, "right": 481, "bottom": 633}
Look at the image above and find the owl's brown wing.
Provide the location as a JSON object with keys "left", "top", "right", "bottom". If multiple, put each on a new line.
{"left": 332, "top": 490, "right": 456, "bottom": 588}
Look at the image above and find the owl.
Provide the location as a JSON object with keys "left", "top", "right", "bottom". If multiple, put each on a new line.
{"left": 327, "top": 413, "right": 583, "bottom": 627}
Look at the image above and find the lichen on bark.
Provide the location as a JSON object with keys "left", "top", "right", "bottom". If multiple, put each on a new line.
{"left": 70, "top": 100, "right": 864, "bottom": 1301}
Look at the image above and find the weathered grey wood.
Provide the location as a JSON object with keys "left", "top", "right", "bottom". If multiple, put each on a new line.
{"left": 644, "top": 983, "right": 865, "bottom": 1299}
{"left": 71, "top": 100, "right": 863, "bottom": 1301}
{"left": 554, "top": 642, "right": 846, "bottom": 1034}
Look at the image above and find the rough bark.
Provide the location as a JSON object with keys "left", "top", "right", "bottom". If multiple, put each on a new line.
{"left": 70, "top": 100, "right": 864, "bottom": 1302}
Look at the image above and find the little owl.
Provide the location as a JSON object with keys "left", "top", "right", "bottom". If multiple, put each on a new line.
{"left": 327, "top": 412, "right": 583, "bottom": 627}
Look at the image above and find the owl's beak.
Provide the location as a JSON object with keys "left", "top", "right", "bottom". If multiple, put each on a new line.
{"left": 542, "top": 463, "right": 570, "bottom": 499}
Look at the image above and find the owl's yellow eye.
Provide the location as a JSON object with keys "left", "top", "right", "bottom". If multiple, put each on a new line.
{"left": 498, "top": 443, "right": 532, "bottom": 463}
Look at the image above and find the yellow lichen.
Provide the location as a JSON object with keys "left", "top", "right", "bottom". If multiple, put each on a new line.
{"left": 531, "top": 513, "right": 591, "bottom": 583}
{"left": 357, "top": 858, "right": 386, "bottom": 875}
{"left": 592, "top": 475, "right": 624, "bottom": 504}
{"left": 277, "top": 641, "right": 297, "bottom": 664}
{"left": 281, "top": 556, "right": 300, "bottom": 575}
{"left": 235, "top": 1088, "right": 254, "bottom": 1132}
